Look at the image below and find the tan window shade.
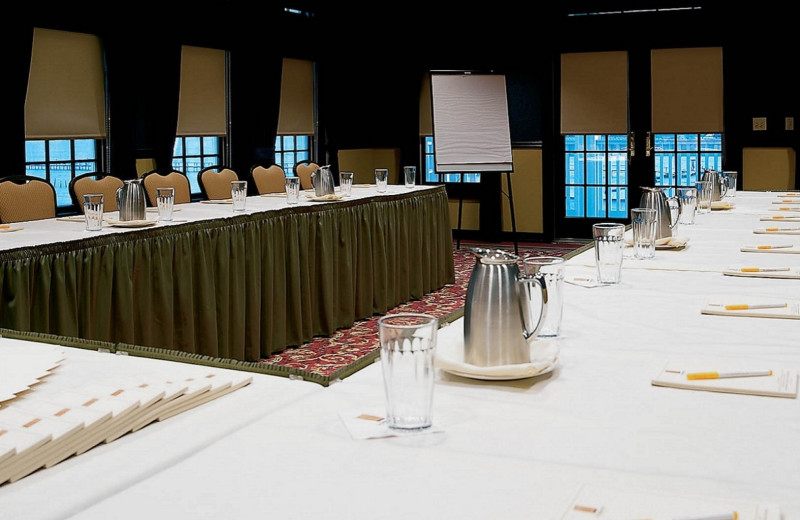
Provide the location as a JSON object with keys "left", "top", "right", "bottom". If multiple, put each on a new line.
{"left": 560, "top": 51, "right": 628, "bottom": 135}
{"left": 419, "top": 72, "right": 432, "bottom": 136}
{"left": 277, "top": 58, "right": 314, "bottom": 135}
{"left": 651, "top": 47, "right": 723, "bottom": 133}
{"left": 25, "top": 28, "right": 107, "bottom": 139}
{"left": 176, "top": 45, "right": 227, "bottom": 136}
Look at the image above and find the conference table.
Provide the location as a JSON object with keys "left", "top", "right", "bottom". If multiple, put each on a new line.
{"left": 0, "top": 184, "right": 454, "bottom": 363}
{"left": 1, "top": 190, "right": 799, "bottom": 519}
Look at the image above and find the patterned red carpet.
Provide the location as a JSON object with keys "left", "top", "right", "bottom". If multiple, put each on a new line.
{"left": 258, "top": 240, "right": 581, "bottom": 384}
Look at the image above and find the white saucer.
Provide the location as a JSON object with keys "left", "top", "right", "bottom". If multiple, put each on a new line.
{"left": 105, "top": 218, "right": 158, "bottom": 228}
{"left": 434, "top": 320, "right": 559, "bottom": 381}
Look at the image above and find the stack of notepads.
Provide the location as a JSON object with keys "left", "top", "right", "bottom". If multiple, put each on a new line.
{"left": 0, "top": 342, "right": 252, "bottom": 485}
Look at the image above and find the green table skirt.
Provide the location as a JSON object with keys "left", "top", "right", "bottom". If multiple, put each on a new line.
{"left": 0, "top": 187, "right": 454, "bottom": 361}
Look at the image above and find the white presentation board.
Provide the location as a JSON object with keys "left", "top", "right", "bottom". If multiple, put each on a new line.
{"left": 430, "top": 72, "right": 513, "bottom": 173}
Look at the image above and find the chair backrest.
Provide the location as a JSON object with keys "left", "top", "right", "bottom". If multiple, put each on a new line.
{"left": 69, "top": 172, "right": 124, "bottom": 213}
{"left": 0, "top": 176, "right": 57, "bottom": 224}
{"left": 142, "top": 170, "right": 192, "bottom": 206}
{"left": 294, "top": 160, "right": 318, "bottom": 191}
{"left": 198, "top": 166, "right": 239, "bottom": 200}
{"left": 251, "top": 164, "right": 286, "bottom": 194}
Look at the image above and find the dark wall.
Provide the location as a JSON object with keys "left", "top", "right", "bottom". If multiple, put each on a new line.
{"left": 7, "top": 3, "right": 798, "bottom": 193}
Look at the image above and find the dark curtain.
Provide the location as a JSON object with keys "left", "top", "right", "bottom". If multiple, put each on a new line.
{"left": 3, "top": 24, "right": 34, "bottom": 175}
{"left": 229, "top": 48, "right": 283, "bottom": 179}
{"left": 102, "top": 20, "right": 181, "bottom": 179}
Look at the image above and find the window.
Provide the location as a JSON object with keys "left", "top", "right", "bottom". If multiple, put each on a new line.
{"left": 25, "top": 139, "right": 101, "bottom": 208}
{"left": 423, "top": 136, "right": 480, "bottom": 184}
{"left": 275, "top": 135, "right": 312, "bottom": 173}
{"left": 564, "top": 134, "right": 628, "bottom": 218}
{"left": 172, "top": 137, "right": 223, "bottom": 195}
{"left": 653, "top": 133, "right": 722, "bottom": 196}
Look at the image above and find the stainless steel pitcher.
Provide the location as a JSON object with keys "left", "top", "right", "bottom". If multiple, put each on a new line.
{"left": 639, "top": 186, "right": 679, "bottom": 239}
{"left": 463, "top": 248, "right": 549, "bottom": 367}
{"left": 700, "top": 169, "right": 729, "bottom": 201}
{"left": 310, "top": 165, "right": 335, "bottom": 197}
{"left": 116, "top": 178, "right": 146, "bottom": 221}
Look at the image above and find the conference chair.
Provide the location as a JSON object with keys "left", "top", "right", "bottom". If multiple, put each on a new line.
{"left": 293, "top": 160, "right": 318, "bottom": 191}
{"left": 250, "top": 164, "right": 287, "bottom": 194}
{"left": 0, "top": 175, "right": 57, "bottom": 223}
{"left": 141, "top": 170, "right": 192, "bottom": 207}
{"left": 198, "top": 165, "right": 239, "bottom": 200}
{"left": 68, "top": 172, "right": 124, "bottom": 213}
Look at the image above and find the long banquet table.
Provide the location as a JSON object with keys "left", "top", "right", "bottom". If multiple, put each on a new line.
{"left": 1, "top": 190, "right": 799, "bottom": 519}
{"left": 0, "top": 184, "right": 454, "bottom": 362}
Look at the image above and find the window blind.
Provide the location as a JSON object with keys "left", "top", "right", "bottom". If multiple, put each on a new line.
{"left": 176, "top": 45, "right": 226, "bottom": 136}
{"left": 277, "top": 58, "right": 314, "bottom": 135}
{"left": 430, "top": 72, "right": 513, "bottom": 173}
{"left": 651, "top": 47, "right": 723, "bottom": 133}
{"left": 560, "top": 51, "right": 628, "bottom": 135}
{"left": 25, "top": 28, "right": 107, "bottom": 139}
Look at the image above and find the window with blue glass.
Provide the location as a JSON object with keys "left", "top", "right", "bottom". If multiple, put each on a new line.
{"left": 275, "top": 135, "right": 312, "bottom": 173}
{"left": 172, "top": 136, "right": 223, "bottom": 195}
{"left": 564, "top": 134, "right": 628, "bottom": 219}
{"left": 25, "top": 139, "right": 101, "bottom": 208}
{"left": 653, "top": 133, "right": 721, "bottom": 196}
{"left": 423, "top": 136, "right": 480, "bottom": 183}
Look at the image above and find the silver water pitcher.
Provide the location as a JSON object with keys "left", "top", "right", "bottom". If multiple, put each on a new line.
{"left": 700, "top": 169, "right": 729, "bottom": 201}
{"left": 310, "top": 165, "right": 335, "bottom": 197}
{"left": 116, "top": 178, "right": 146, "bottom": 221}
{"left": 639, "top": 186, "right": 679, "bottom": 239}
{"left": 463, "top": 248, "right": 549, "bottom": 367}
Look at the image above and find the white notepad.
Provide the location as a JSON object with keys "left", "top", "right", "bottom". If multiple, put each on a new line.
{"left": 722, "top": 267, "right": 800, "bottom": 279}
{"left": 701, "top": 301, "right": 800, "bottom": 320}
{"left": 560, "top": 483, "right": 781, "bottom": 520}
{"left": 651, "top": 361, "right": 799, "bottom": 398}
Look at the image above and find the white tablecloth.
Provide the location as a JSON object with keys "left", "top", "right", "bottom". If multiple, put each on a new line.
{"left": 0, "top": 184, "right": 431, "bottom": 251}
{"left": 1, "top": 191, "right": 799, "bottom": 519}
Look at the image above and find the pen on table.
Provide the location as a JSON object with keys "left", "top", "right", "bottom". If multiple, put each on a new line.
{"left": 686, "top": 370, "right": 772, "bottom": 380}
{"left": 672, "top": 512, "right": 738, "bottom": 520}
{"left": 739, "top": 267, "right": 791, "bottom": 272}
{"left": 764, "top": 227, "right": 800, "bottom": 231}
{"left": 752, "top": 244, "right": 793, "bottom": 249}
{"left": 724, "top": 303, "right": 788, "bottom": 310}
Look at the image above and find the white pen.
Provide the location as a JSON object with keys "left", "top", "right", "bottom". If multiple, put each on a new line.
{"left": 686, "top": 370, "right": 772, "bottom": 380}
{"left": 672, "top": 513, "right": 738, "bottom": 520}
{"left": 724, "top": 303, "right": 788, "bottom": 310}
{"left": 739, "top": 267, "right": 791, "bottom": 272}
{"left": 747, "top": 244, "right": 793, "bottom": 249}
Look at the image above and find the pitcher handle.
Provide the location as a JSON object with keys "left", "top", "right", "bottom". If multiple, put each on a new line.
{"left": 516, "top": 272, "right": 549, "bottom": 341}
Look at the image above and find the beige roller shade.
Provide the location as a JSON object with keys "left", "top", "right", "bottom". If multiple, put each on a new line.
{"left": 176, "top": 45, "right": 227, "bottom": 136}
{"left": 419, "top": 72, "right": 432, "bottom": 136}
{"left": 561, "top": 51, "right": 628, "bottom": 135}
{"left": 651, "top": 47, "right": 723, "bottom": 133}
{"left": 25, "top": 28, "right": 107, "bottom": 139}
{"left": 277, "top": 58, "right": 314, "bottom": 135}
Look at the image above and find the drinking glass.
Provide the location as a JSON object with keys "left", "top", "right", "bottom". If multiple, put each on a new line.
{"left": 156, "top": 187, "right": 174, "bottom": 221}
{"left": 677, "top": 188, "right": 697, "bottom": 225}
{"left": 375, "top": 168, "right": 389, "bottom": 193}
{"left": 379, "top": 313, "right": 438, "bottom": 431}
{"left": 522, "top": 256, "right": 565, "bottom": 337}
{"left": 722, "top": 171, "right": 737, "bottom": 198}
{"left": 339, "top": 171, "right": 354, "bottom": 197}
{"left": 285, "top": 177, "right": 300, "bottom": 205}
{"left": 696, "top": 180, "right": 712, "bottom": 214}
{"left": 231, "top": 180, "right": 248, "bottom": 211}
{"left": 592, "top": 223, "right": 625, "bottom": 284}
{"left": 83, "top": 194, "right": 104, "bottom": 231}
{"left": 403, "top": 166, "right": 416, "bottom": 188}
{"left": 631, "top": 207, "right": 657, "bottom": 260}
